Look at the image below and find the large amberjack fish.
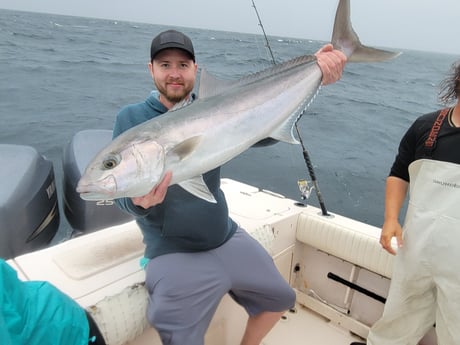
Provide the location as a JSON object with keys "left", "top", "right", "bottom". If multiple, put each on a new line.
{"left": 77, "top": 0, "right": 400, "bottom": 203}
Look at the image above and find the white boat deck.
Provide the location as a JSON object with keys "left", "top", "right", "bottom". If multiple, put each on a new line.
{"left": 127, "top": 301, "right": 363, "bottom": 345}
{"left": 265, "top": 303, "right": 363, "bottom": 345}
{"left": 8, "top": 178, "right": 437, "bottom": 345}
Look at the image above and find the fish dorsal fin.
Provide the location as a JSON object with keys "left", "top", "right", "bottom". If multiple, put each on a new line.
{"left": 167, "top": 135, "right": 202, "bottom": 161}
{"left": 178, "top": 175, "right": 217, "bottom": 203}
{"left": 199, "top": 56, "right": 318, "bottom": 99}
{"left": 198, "top": 68, "right": 238, "bottom": 99}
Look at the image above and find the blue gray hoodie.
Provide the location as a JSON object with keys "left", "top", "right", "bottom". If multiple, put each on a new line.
{"left": 113, "top": 91, "right": 237, "bottom": 259}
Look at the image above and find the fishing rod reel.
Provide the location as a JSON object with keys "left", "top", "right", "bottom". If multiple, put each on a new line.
{"left": 297, "top": 179, "right": 314, "bottom": 201}
{"left": 294, "top": 179, "right": 314, "bottom": 208}
{"left": 295, "top": 177, "right": 332, "bottom": 217}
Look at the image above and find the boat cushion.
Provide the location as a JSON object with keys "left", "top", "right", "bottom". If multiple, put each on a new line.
{"left": 295, "top": 213, "right": 394, "bottom": 278}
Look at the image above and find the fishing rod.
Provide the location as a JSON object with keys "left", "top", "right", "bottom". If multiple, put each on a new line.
{"left": 294, "top": 124, "right": 329, "bottom": 216}
{"left": 250, "top": 0, "right": 276, "bottom": 65}
{"left": 250, "top": 0, "right": 329, "bottom": 216}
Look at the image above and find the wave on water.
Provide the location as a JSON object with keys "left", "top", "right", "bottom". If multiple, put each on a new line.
{"left": 0, "top": 8, "right": 458, "bottom": 239}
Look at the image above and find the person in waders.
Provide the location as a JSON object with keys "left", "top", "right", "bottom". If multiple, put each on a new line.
{"left": 353, "top": 60, "right": 460, "bottom": 345}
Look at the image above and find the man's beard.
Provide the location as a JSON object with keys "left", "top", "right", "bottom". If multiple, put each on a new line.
{"left": 155, "top": 81, "right": 193, "bottom": 104}
{"left": 164, "top": 92, "right": 187, "bottom": 103}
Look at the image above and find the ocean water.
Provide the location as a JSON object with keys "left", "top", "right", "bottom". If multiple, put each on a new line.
{"left": 0, "top": 9, "right": 458, "bottom": 241}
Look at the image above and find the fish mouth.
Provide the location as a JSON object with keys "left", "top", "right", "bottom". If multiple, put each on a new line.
{"left": 78, "top": 191, "right": 114, "bottom": 201}
{"left": 76, "top": 175, "right": 117, "bottom": 201}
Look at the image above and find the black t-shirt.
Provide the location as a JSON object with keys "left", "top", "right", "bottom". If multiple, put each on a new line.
{"left": 390, "top": 108, "right": 460, "bottom": 182}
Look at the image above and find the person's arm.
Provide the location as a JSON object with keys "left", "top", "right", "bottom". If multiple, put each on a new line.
{"left": 380, "top": 176, "right": 408, "bottom": 255}
{"left": 315, "top": 43, "right": 347, "bottom": 85}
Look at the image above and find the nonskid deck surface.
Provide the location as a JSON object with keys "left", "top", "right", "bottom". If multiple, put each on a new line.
{"left": 263, "top": 303, "right": 363, "bottom": 345}
{"left": 127, "top": 302, "right": 364, "bottom": 345}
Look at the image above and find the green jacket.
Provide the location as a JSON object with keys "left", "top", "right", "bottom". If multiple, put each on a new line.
{"left": 0, "top": 259, "right": 89, "bottom": 345}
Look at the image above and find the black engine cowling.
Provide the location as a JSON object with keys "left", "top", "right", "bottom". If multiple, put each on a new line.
{"left": 0, "top": 144, "right": 59, "bottom": 259}
{"left": 62, "top": 129, "right": 133, "bottom": 234}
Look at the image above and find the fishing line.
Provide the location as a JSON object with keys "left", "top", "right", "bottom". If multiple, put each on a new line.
{"left": 250, "top": 0, "right": 329, "bottom": 215}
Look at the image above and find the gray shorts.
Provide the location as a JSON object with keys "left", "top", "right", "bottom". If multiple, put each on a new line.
{"left": 144, "top": 227, "right": 295, "bottom": 345}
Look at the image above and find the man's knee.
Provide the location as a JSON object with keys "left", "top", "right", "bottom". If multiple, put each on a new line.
{"left": 146, "top": 298, "right": 209, "bottom": 345}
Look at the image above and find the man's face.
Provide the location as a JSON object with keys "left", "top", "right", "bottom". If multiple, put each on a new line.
{"left": 149, "top": 48, "right": 197, "bottom": 109}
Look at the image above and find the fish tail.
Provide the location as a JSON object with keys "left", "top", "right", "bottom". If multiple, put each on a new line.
{"left": 331, "top": 0, "right": 401, "bottom": 62}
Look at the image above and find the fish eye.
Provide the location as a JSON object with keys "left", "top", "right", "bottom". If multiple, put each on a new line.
{"left": 102, "top": 155, "right": 119, "bottom": 170}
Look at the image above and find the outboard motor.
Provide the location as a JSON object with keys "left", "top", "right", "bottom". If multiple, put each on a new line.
{"left": 0, "top": 144, "right": 59, "bottom": 259}
{"left": 63, "top": 129, "right": 133, "bottom": 234}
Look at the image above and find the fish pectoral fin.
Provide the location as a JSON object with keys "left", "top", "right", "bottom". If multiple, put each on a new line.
{"left": 178, "top": 176, "right": 217, "bottom": 203}
{"left": 169, "top": 135, "right": 203, "bottom": 161}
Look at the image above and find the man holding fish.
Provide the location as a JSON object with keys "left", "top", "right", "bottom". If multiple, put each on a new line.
{"left": 110, "top": 29, "right": 345, "bottom": 345}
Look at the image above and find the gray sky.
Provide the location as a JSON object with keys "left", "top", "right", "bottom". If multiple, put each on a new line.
{"left": 1, "top": 0, "right": 459, "bottom": 55}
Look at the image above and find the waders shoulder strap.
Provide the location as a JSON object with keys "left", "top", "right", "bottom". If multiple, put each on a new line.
{"left": 424, "top": 108, "right": 450, "bottom": 157}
